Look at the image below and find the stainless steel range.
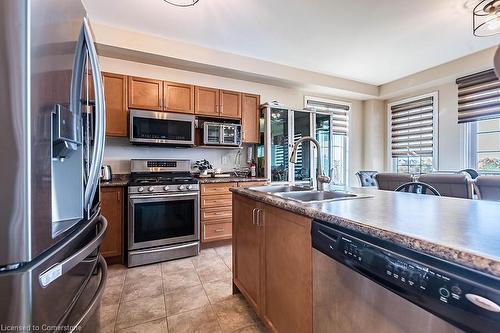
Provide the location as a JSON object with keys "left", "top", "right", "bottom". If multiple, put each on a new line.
{"left": 127, "top": 159, "right": 200, "bottom": 267}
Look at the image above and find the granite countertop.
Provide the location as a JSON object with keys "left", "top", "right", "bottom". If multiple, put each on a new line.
{"left": 230, "top": 185, "right": 500, "bottom": 278}
{"left": 100, "top": 174, "right": 129, "bottom": 187}
{"left": 197, "top": 176, "right": 268, "bottom": 184}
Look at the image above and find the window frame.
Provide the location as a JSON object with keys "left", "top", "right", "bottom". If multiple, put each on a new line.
{"left": 304, "top": 96, "right": 351, "bottom": 186}
{"left": 461, "top": 120, "right": 500, "bottom": 175}
{"left": 386, "top": 91, "right": 439, "bottom": 173}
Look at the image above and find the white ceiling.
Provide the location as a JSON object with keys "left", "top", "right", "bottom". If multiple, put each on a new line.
{"left": 83, "top": 0, "right": 500, "bottom": 85}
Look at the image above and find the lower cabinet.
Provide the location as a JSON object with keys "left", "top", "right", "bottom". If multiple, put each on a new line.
{"left": 233, "top": 193, "right": 312, "bottom": 333}
{"left": 200, "top": 181, "right": 267, "bottom": 243}
{"left": 100, "top": 186, "right": 124, "bottom": 261}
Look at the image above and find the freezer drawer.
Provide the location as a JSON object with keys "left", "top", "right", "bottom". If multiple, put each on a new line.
{"left": 0, "top": 214, "right": 107, "bottom": 330}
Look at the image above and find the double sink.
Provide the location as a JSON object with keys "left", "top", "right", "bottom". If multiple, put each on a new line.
{"left": 248, "top": 185, "right": 370, "bottom": 204}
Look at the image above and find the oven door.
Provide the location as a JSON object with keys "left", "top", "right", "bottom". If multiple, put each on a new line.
{"left": 222, "top": 124, "right": 241, "bottom": 146}
{"left": 129, "top": 109, "right": 195, "bottom": 146}
{"left": 128, "top": 192, "right": 199, "bottom": 250}
{"left": 204, "top": 123, "right": 223, "bottom": 145}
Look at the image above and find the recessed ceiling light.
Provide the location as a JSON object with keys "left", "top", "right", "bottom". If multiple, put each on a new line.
{"left": 473, "top": 0, "right": 500, "bottom": 36}
{"left": 163, "top": 0, "right": 199, "bottom": 7}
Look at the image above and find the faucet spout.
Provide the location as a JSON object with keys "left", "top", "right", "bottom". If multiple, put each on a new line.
{"left": 289, "top": 136, "right": 331, "bottom": 191}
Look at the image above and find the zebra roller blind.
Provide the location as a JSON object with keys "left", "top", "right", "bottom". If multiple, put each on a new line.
{"left": 456, "top": 69, "right": 500, "bottom": 124}
{"left": 304, "top": 99, "right": 349, "bottom": 135}
{"left": 390, "top": 96, "right": 435, "bottom": 157}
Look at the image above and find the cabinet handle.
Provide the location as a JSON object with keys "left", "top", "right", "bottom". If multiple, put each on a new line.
{"left": 257, "top": 209, "right": 264, "bottom": 228}
{"left": 251, "top": 208, "right": 257, "bottom": 225}
{"left": 214, "top": 228, "right": 224, "bottom": 233}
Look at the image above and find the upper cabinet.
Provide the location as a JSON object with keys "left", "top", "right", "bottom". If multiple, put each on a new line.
{"left": 241, "top": 93, "right": 260, "bottom": 143}
{"left": 103, "top": 73, "right": 128, "bottom": 137}
{"left": 220, "top": 90, "right": 241, "bottom": 119}
{"left": 164, "top": 81, "right": 194, "bottom": 114}
{"left": 195, "top": 86, "right": 220, "bottom": 117}
{"left": 128, "top": 76, "right": 163, "bottom": 111}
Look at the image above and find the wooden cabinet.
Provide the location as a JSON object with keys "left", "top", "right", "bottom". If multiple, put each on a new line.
{"left": 200, "top": 182, "right": 237, "bottom": 243}
{"left": 100, "top": 186, "right": 124, "bottom": 260}
{"left": 233, "top": 193, "right": 312, "bottom": 333}
{"left": 164, "top": 81, "right": 194, "bottom": 114}
{"left": 195, "top": 86, "right": 219, "bottom": 117}
{"left": 260, "top": 204, "right": 312, "bottom": 333}
{"left": 220, "top": 90, "right": 241, "bottom": 119}
{"left": 233, "top": 195, "right": 262, "bottom": 311}
{"left": 128, "top": 76, "right": 163, "bottom": 111}
{"left": 237, "top": 181, "right": 267, "bottom": 188}
{"left": 103, "top": 73, "right": 128, "bottom": 137}
{"left": 241, "top": 93, "right": 260, "bottom": 143}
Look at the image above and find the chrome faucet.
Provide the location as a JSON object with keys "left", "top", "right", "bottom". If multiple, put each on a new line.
{"left": 289, "top": 137, "right": 331, "bottom": 191}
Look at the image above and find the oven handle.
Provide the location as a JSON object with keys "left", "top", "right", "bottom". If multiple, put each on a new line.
{"left": 129, "top": 192, "right": 199, "bottom": 200}
{"left": 131, "top": 241, "right": 199, "bottom": 255}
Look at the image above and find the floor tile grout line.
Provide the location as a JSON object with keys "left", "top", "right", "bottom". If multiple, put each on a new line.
{"left": 160, "top": 262, "right": 170, "bottom": 333}
{"left": 112, "top": 270, "right": 126, "bottom": 333}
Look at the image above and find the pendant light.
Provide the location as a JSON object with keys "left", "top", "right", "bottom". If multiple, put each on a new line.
{"left": 163, "top": 0, "right": 199, "bottom": 7}
{"left": 473, "top": 0, "right": 500, "bottom": 36}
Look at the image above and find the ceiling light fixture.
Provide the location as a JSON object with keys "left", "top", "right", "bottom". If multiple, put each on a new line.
{"left": 473, "top": 0, "right": 500, "bottom": 36}
{"left": 163, "top": 0, "right": 199, "bottom": 7}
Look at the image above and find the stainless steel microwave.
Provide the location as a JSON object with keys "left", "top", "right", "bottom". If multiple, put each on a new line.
{"left": 130, "top": 109, "right": 195, "bottom": 146}
{"left": 203, "top": 122, "right": 242, "bottom": 146}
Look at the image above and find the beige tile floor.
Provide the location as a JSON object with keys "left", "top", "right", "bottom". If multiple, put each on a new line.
{"left": 99, "top": 245, "right": 267, "bottom": 333}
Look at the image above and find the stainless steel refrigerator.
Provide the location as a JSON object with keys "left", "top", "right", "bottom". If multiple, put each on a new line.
{"left": 0, "top": 0, "right": 107, "bottom": 331}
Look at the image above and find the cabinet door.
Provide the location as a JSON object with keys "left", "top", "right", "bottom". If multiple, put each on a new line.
{"left": 195, "top": 86, "right": 219, "bottom": 116}
{"left": 100, "top": 187, "right": 124, "bottom": 259}
{"left": 260, "top": 204, "right": 312, "bottom": 333}
{"left": 164, "top": 81, "right": 194, "bottom": 114}
{"left": 220, "top": 90, "right": 241, "bottom": 119}
{"left": 241, "top": 93, "right": 260, "bottom": 143}
{"left": 128, "top": 76, "right": 163, "bottom": 111}
{"left": 233, "top": 194, "right": 261, "bottom": 312}
{"left": 103, "top": 73, "right": 128, "bottom": 137}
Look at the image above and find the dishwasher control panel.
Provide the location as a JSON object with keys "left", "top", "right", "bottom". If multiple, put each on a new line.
{"left": 312, "top": 220, "right": 500, "bottom": 333}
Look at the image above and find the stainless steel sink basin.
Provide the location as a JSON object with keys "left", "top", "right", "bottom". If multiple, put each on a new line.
{"left": 247, "top": 185, "right": 312, "bottom": 193}
{"left": 276, "top": 190, "right": 364, "bottom": 203}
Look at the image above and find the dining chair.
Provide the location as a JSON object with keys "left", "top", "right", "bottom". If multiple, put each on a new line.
{"left": 374, "top": 173, "right": 413, "bottom": 191}
{"left": 355, "top": 171, "right": 378, "bottom": 187}
{"left": 458, "top": 168, "right": 479, "bottom": 180}
{"left": 395, "top": 182, "right": 441, "bottom": 196}
{"left": 418, "top": 173, "right": 472, "bottom": 199}
{"left": 474, "top": 176, "right": 500, "bottom": 201}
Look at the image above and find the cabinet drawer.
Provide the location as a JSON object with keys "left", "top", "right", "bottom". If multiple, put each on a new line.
{"left": 201, "top": 182, "right": 237, "bottom": 196}
{"left": 201, "top": 207, "right": 232, "bottom": 221}
{"left": 202, "top": 220, "right": 232, "bottom": 242}
{"left": 201, "top": 194, "right": 232, "bottom": 208}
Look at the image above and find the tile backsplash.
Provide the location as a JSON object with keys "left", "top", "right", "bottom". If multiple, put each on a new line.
{"left": 103, "top": 137, "right": 250, "bottom": 174}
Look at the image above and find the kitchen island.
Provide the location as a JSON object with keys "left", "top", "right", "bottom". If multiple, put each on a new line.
{"left": 230, "top": 186, "right": 500, "bottom": 333}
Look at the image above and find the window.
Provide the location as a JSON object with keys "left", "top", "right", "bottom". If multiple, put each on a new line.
{"left": 463, "top": 119, "right": 500, "bottom": 174}
{"left": 388, "top": 93, "right": 438, "bottom": 175}
{"left": 305, "top": 97, "right": 349, "bottom": 185}
{"left": 458, "top": 69, "right": 500, "bottom": 174}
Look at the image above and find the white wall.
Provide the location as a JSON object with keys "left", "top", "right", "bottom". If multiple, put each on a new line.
{"left": 378, "top": 47, "right": 498, "bottom": 172}
{"left": 362, "top": 100, "right": 386, "bottom": 171}
{"left": 100, "top": 57, "right": 364, "bottom": 186}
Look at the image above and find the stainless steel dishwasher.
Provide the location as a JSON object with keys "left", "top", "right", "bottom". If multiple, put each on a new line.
{"left": 312, "top": 220, "right": 500, "bottom": 333}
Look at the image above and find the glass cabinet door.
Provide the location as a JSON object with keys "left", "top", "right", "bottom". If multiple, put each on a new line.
{"left": 315, "top": 113, "right": 331, "bottom": 178}
{"left": 270, "top": 108, "right": 289, "bottom": 182}
{"left": 293, "top": 111, "right": 312, "bottom": 183}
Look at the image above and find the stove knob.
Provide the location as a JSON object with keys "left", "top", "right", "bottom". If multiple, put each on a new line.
{"left": 187, "top": 185, "right": 193, "bottom": 190}
{"left": 178, "top": 185, "right": 186, "bottom": 191}
{"left": 138, "top": 187, "right": 144, "bottom": 192}
{"left": 164, "top": 186, "right": 170, "bottom": 191}
{"left": 148, "top": 186, "right": 154, "bottom": 192}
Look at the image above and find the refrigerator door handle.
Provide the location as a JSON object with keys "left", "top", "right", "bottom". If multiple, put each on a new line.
{"left": 39, "top": 216, "right": 108, "bottom": 288}
{"left": 82, "top": 17, "right": 106, "bottom": 213}
{"left": 68, "top": 255, "right": 108, "bottom": 333}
